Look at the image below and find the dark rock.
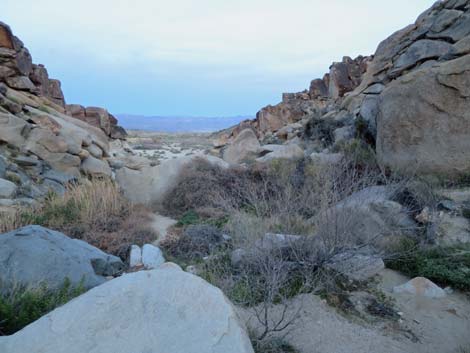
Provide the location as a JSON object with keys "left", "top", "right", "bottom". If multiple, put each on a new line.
{"left": 0, "top": 225, "right": 124, "bottom": 292}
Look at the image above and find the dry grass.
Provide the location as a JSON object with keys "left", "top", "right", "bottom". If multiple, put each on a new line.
{"left": 0, "top": 179, "right": 157, "bottom": 260}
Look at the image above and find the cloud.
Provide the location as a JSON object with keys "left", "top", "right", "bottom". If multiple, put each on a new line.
{"left": 3, "top": 0, "right": 435, "bottom": 115}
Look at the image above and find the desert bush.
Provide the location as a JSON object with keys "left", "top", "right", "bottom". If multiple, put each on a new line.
{"left": 0, "top": 278, "right": 85, "bottom": 335}
{"left": 333, "top": 138, "right": 378, "bottom": 170}
{"left": 303, "top": 116, "right": 342, "bottom": 147}
{"left": 200, "top": 235, "right": 326, "bottom": 344}
{"left": 161, "top": 157, "right": 363, "bottom": 236}
{"left": 0, "top": 180, "right": 157, "bottom": 260}
{"left": 386, "top": 243, "right": 470, "bottom": 292}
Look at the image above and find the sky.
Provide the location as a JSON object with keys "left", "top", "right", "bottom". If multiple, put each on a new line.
{"left": 3, "top": 0, "right": 435, "bottom": 117}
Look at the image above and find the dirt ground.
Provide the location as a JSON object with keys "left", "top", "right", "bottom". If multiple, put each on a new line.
{"left": 240, "top": 269, "right": 470, "bottom": 353}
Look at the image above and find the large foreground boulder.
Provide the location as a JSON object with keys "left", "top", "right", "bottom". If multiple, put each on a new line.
{"left": 0, "top": 263, "right": 254, "bottom": 353}
{"left": 0, "top": 225, "right": 124, "bottom": 292}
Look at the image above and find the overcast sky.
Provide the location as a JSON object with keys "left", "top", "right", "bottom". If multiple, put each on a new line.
{"left": 3, "top": 0, "right": 435, "bottom": 116}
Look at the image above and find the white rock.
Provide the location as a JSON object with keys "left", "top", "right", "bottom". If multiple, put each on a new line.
{"left": 129, "top": 245, "right": 142, "bottom": 267}
{"left": 142, "top": 244, "right": 165, "bottom": 269}
{"left": 393, "top": 277, "right": 446, "bottom": 298}
{"left": 0, "top": 264, "right": 254, "bottom": 353}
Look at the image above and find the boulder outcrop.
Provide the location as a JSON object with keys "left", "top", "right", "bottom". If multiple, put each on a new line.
{"left": 66, "top": 104, "right": 127, "bottom": 139}
{"left": 0, "top": 263, "right": 254, "bottom": 353}
{"left": 0, "top": 22, "right": 130, "bottom": 209}
{"left": 222, "top": 0, "right": 470, "bottom": 178}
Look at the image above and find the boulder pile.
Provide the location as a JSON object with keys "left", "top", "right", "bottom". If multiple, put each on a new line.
{"left": 221, "top": 0, "right": 470, "bottom": 177}
{"left": 0, "top": 22, "right": 137, "bottom": 211}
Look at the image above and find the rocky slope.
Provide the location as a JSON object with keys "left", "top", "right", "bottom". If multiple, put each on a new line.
{"left": 0, "top": 22, "right": 136, "bottom": 211}
{"left": 221, "top": 0, "right": 470, "bottom": 177}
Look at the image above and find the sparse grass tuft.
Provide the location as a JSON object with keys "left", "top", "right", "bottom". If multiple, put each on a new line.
{"left": 0, "top": 179, "right": 157, "bottom": 260}
{"left": 386, "top": 243, "right": 470, "bottom": 292}
{"left": 0, "top": 278, "right": 85, "bottom": 335}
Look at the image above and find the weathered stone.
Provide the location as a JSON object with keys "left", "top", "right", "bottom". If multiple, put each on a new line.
{"left": 0, "top": 93, "right": 22, "bottom": 114}
{"left": 393, "top": 277, "right": 446, "bottom": 298}
{"left": 142, "top": 244, "right": 165, "bottom": 269}
{"left": 5, "top": 76, "right": 35, "bottom": 91}
{"left": 362, "top": 83, "right": 385, "bottom": 94}
{"left": 80, "top": 156, "right": 112, "bottom": 177}
{"left": 42, "top": 169, "right": 77, "bottom": 185}
{"left": 0, "top": 177, "right": 17, "bottom": 198}
{"left": 435, "top": 213, "right": 470, "bottom": 245}
{"left": 256, "top": 144, "right": 304, "bottom": 162}
{"left": 47, "top": 79, "right": 65, "bottom": 106}
{"left": 129, "top": 244, "right": 142, "bottom": 267}
{"left": 84, "top": 106, "right": 111, "bottom": 135}
{"left": 318, "top": 186, "right": 417, "bottom": 248}
{"left": 0, "top": 264, "right": 254, "bottom": 353}
{"left": 0, "top": 113, "right": 27, "bottom": 148}
{"left": 13, "top": 155, "right": 39, "bottom": 167}
{"left": 255, "top": 233, "right": 302, "bottom": 252}
{"left": 65, "top": 104, "right": 86, "bottom": 118}
{"left": 430, "top": 9, "right": 463, "bottom": 33}
{"left": 310, "top": 152, "right": 344, "bottom": 166}
{"left": 223, "top": 129, "right": 260, "bottom": 164}
{"left": 0, "top": 22, "right": 14, "bottom": 49}
{"left": 0, "top": 66, "right": 15, "bottom": 79}
{"left": 309, "top": 78, "right": 329, "bottom": 97}
{"left": 86, "top": 143, "right": 103, "bottom": 159}
{"left": 0, "top": 225, "right": 124, "bottom": 292}
{"left": 14, "top": 48, "right": 33, "bottom": 76}
{"left": 377, "top": 55, "right": 470, "bottom": 176}
{"left": 329, "top": 62, "right": 354, "bottom": 98}
{"left": 334, "top": 126, "right": 354, "bottom": 144}
{"left": 427, "top": 13, "right": 470, "bottom": 42}
{"left": 26, "top": 128, "right": 68, "bottom": 154}
{"left": 391, "top": 40, "right": 454, "bottom": 76}
{"left": 326, "top": 250, "right": 385, "bottom": 282}
{"left": 453, "top": 35, "right": 470, "bottom": 54}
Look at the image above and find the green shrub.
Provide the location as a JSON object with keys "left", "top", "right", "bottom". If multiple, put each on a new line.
{"left": 386, "top": 244, "right": 470, "bottom": 291}
{"left": 303, "top": 116, "right": 342, "bottom": 147}
{"left": 250, "top": 334, "right": 299, "bottom": 353}
{"left": 176, "top": 210, "right": 200, "bottom": 226}
{"left": 0, "top": 278, "right": 85, "bottom": 335}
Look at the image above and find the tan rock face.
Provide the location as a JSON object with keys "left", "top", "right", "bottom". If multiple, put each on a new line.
{"left": 227, "top": 54, "right": 371, "bottom": 144}
{"left": 65, "top": 104, "right": 127, "bottom": 139}
{"left": 0, "top": 24, "right": 14, "bottom": 49}
{"left": 377, "top": 55, "right": 470, "bottom": 175}
{"left": 222, "top": 129, "right": 260, "bottom": 164}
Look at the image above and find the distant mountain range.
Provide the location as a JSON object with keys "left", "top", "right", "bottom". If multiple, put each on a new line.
{"left": 116, "top": 114, "right": 253, "bottom": 132}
